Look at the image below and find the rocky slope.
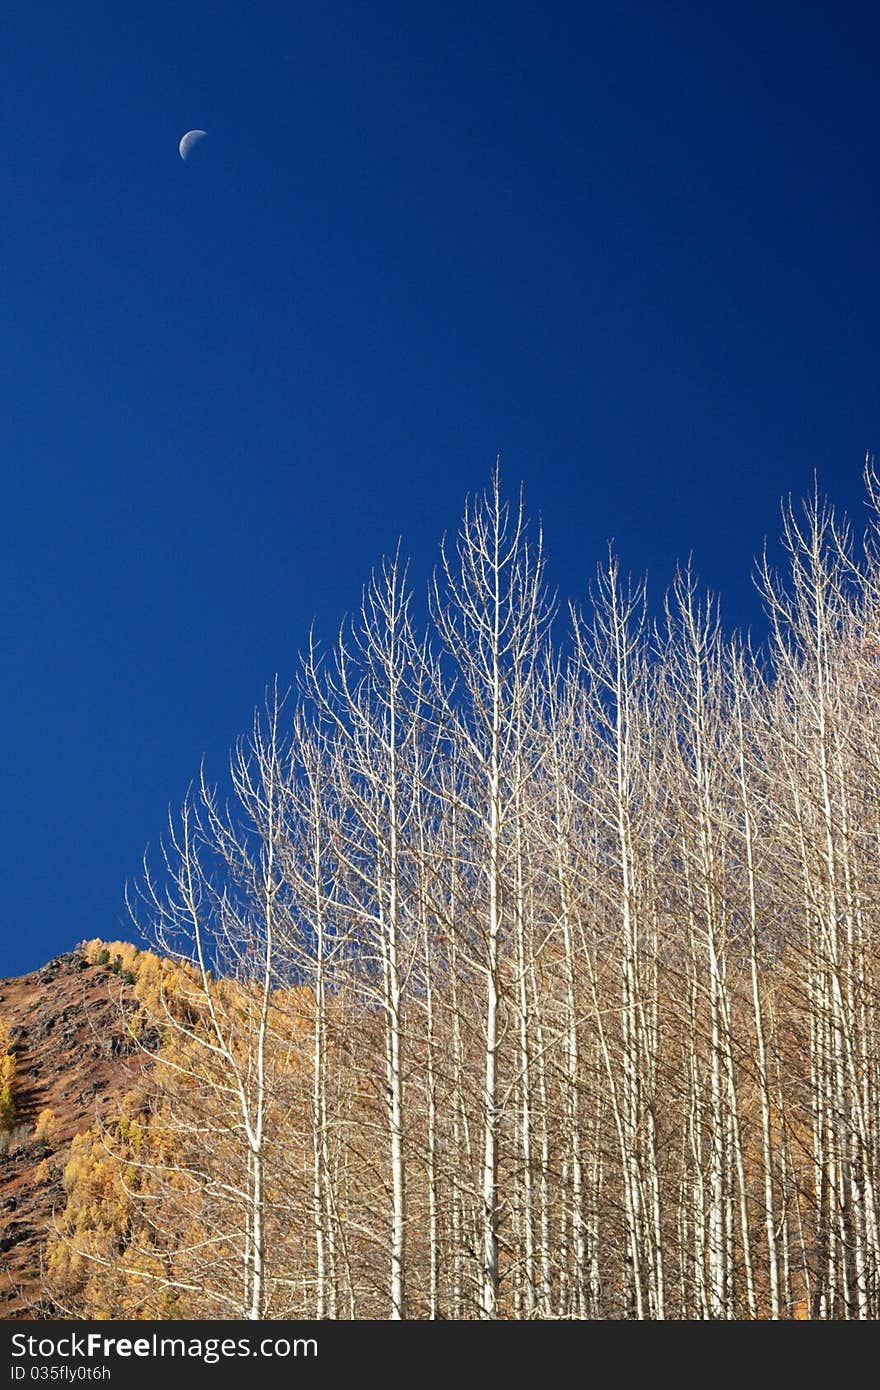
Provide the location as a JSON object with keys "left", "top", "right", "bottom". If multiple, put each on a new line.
{"left": 0, "top": 951, "right": 145, "bottom": 1317}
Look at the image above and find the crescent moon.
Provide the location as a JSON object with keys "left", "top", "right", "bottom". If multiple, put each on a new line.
{"left": 178, "top": 130, "right": 207, "bottom": 161}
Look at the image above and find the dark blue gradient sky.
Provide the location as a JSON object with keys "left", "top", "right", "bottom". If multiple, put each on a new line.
{"left": 3, "top": 2, "right": 878, "bottom": 974}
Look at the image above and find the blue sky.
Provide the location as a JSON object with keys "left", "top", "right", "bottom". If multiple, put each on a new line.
{"left": 3, "top": 2, "right": 878, "bottom": 975}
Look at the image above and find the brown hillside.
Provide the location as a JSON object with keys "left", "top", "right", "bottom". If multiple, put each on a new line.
{"left": 0, "top": 950, "right": 148, "bottom": 1318}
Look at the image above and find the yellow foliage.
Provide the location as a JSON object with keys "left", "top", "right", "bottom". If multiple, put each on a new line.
{"left": 34, "top": 1106, "right": 59, "bottom": 1143}
{"left": 46, "top": 1091, "right": 211, "bottom": 1319}
{"left": 45, "top": 943, "right": 316, "bottom": 1317}
{"left": 0, "top": 1049, "right": 16, "bottom": 1127}
{"left": 81, "top": 939, "right": 141, "bottom": 975}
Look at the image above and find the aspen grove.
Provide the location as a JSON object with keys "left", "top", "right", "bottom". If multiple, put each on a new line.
{"left": 51, "top": 466, "right": 880, "bottom": 1319}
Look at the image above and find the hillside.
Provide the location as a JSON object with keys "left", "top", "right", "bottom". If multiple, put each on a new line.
{"left": 0, "top": 951, "right": 145, "bottom": 1318}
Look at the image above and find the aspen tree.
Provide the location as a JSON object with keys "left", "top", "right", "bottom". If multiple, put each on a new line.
{"left": 431, "top": 468, "right": 552, "bottom": 1318}
{"left": 128, "top": 687, "right": 293, "bottom": 1317}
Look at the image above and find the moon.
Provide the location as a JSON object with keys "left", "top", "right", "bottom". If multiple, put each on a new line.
{"left": 178, "top": 130, "right": 207, "bottom": 161}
